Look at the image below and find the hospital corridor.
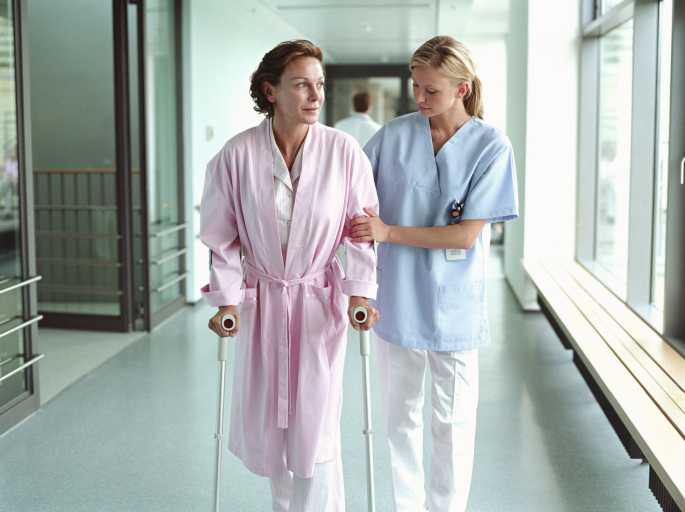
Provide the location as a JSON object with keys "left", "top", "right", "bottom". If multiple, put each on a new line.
{"left": 1, "top": 1, "right": 684, "bottom": 511}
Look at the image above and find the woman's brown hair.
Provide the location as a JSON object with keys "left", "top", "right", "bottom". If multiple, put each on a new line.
{"left": 250, "top": 40, "right": 323, "bottom": 118}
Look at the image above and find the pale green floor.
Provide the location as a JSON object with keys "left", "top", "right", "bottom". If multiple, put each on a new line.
{"left": 36, "top": 329, "right": 145, "bottom": 404}
{"left": 0, "top": 247, "right": 661, "bottom": 511}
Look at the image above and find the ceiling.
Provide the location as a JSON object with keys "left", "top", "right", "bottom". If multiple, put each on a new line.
{"left": 258, "top": 0, "right": 511, "bottom": 63}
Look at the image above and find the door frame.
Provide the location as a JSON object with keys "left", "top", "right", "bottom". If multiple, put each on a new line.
{"left": 324, "top": 64, "right": 412, "bottom": 126}
{"left": 38, "top": 0, "right": 185, "bottom": 332}
{"left": 0, "top": 0, "right": 41, "bottom": 435}
{"left": 131, "top": 0, "right": 186, "bottom": 332}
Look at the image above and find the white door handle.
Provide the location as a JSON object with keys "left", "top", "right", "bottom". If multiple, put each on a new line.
{"left": 681, "top": 157, "right": 684, "bottom": 185}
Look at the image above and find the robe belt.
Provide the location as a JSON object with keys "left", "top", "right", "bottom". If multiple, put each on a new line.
{"left": 244, "top": 260, "right": 341, "bottom": 429}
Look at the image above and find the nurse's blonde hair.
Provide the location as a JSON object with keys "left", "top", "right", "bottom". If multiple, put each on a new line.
{"left": 410, "top": 36, "right": 484, "bottom": 119}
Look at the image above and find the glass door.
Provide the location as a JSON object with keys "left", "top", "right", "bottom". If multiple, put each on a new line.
{"left": 0, "top": 0, "right": 42, "bottom": 433}
{"left": 130, "top": 0, "right": 185, "bottom": 331}
{"left": 28, "top": 0, "right": 126, "bottom": 330}
{"left": 26, "top": 0, "right": 184, "bottom": 332}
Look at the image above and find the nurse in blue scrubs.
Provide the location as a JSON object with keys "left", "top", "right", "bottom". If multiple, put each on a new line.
{"left": 350, "top": 36, "right": 519, "bottom": 512}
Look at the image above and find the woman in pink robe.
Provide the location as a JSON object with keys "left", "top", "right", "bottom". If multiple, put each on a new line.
{"left": 200, "top": 40, "right": 379, "bottom": 511}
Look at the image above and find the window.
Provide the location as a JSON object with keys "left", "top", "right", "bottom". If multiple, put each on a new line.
{"left": 600, "top": 0, "right": 625, "bottom": 15}
{"left": 651, "top": 0, "right": 673, "bottom": 313}
{"left": 577, "top": 0, "right": 679, "bottom": 334}
{"left": 594, "top": 20, "right": 633, "bottom": 293}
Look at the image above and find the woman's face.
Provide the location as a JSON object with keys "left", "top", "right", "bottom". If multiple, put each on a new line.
{"left": 266, "top": 56, "right": 325, "bottom": 126}
{"left": 411, "top": 65, "right": 468, "bottom": 118}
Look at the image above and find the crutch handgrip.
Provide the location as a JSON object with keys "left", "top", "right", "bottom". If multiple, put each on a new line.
{"left": 353, "top": 305, "right": 369, "bottom": 324}
{"left": 221, "top": 314, "right": 236, "bottom": 332}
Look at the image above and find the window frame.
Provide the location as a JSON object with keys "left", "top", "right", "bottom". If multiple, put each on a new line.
{"left": 576, "top": 0, "right": 671, "bottom": 334}
{"left": 0, "top": 0, "right": 42, "bottom": 435}
{"left": 662, "top": 0, "right": 685, "bottom": 353}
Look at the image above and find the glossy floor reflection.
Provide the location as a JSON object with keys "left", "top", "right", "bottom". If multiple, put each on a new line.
{"left": 37, "top": 328, "right": 145, "bottom": 405}
{"left": 0, "top": 256, "right": 660, "bottom": 511}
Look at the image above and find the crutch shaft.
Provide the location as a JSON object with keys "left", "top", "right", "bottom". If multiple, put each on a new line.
{"left": 214, "top": 336, "right": 230, "bottom": 512}
{"left": 361, "top": 347, "right": 376, "bottom": 512}
{"left": 360, "top": 329, "right": 371, "bottom": 357}
{"left": 352, "top": 305, "right": 376, "bottom": 511}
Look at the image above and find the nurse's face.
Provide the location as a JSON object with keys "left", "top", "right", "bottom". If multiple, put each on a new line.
{"left": 265, "top": 57, "right": 325, "bottom": 126}
{"left": 411, "top": 65, "right": 468, "bottom": 118}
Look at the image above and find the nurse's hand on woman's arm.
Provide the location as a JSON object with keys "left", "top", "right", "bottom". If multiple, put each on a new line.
{"left": 351, "top": 208, "right": 486, "bottom": 250}
{"left": 350, "top": 209, "right": 391, "bottom": 243}
{"left": 208, "top": 305, "right": 240, "bottom": 337}
{"left": 348, "top": 296, "right": 379, "bottom": 331}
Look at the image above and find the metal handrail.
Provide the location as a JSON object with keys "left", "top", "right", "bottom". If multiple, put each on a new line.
{"left": 33, "top": 168, "right": 141, "bottom": 175}
{"left": 34, "top": 205, "right": 142, "bottom": 212}
{"left": 0, "top": 315, "right": 43, "bottom": 341}
{"left": 34, "top": 167, "right": 114, "bottom": 174}
{"left": 148, "top": 223, "right": 187, "bottom": 239}
{"left": 153, "top": 273, "right": 188, "bottom": 293}
{"left": 0, "top": 354, "right": 45, "bottom": 384}
{"left": 36, "top": 231, "right": 121, "bottom": 240}
{"left": 34, "top": 205, "right": 118, "bottom": 211}
{"left": 37, "top": 257, "right": 121, "bottom": 269}
{"left": 150, "top": 248, "right": 187, "bottom": 266}
{"left": 39, "top": 284, "right": 122, "bottom": 297}
{"left": 0, "top": 276, "right": 42, "bottom": 296}
{"left": 0, "top": 354, "right": 21, "bottom": 368}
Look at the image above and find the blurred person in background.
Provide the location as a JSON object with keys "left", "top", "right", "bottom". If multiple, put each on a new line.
{"left": 334, "top": 91, "right": 381, "bottom": 147}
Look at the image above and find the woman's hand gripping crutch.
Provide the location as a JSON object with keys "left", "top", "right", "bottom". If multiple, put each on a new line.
{"left": 348, "top": 297, "right": 380, "bottom": 512}
{"left": 208, "top": 306, "right": 239, "bottom": 512}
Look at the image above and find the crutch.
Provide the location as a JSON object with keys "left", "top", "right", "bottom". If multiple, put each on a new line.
{"left": 213, "top": 313, "right": 236, "bottom": 512}
{"left": 352, "top": 306, "right": 376, "bottom": 512}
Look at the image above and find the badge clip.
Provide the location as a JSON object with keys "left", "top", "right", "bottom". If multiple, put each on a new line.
{"left": 446, "top": 199, "right": 466, "bottom": 261}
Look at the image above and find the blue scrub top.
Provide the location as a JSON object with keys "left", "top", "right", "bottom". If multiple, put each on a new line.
{"left": 364, "top": 112, "right": 519, "bottom": 351}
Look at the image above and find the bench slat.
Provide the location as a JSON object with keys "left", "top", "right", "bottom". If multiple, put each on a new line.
{"left": 549, "top": 267, "right": 685, "bottom": 436}
{"left": 568, "top": 263, "right": 685, "bottom": 394}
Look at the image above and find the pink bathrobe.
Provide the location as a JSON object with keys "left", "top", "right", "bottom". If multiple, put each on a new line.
{"left": 200, "top": 119, "right": 378, "bottom": 479}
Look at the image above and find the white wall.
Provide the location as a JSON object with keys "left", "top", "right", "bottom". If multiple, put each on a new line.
{"left": 466, "top": 37, "right": 508, "bottom": 132}
{"left": 524, "top": 0, "right": 579, "bottom": 262}
{"left": 504, "top": 0, "right": 580, "bottom": 310}
{"left": 504, "top": 0, "right": 532, "bottom": 308}
{"left": 183, "top": 1, "right": 308, "bottom": 302}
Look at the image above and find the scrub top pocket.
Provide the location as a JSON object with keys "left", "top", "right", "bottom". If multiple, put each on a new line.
{"left": 437, "top": 281, "right": 485, "bottom": 342}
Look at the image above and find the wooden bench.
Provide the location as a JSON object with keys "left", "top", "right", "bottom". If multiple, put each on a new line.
{"left": 523, "top": 259, "right": 685, "bottom": 512}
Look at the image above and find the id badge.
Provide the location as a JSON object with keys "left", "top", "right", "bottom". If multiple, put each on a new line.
{"left": 445, "top": 248, "right": 466, "bottom": 261}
